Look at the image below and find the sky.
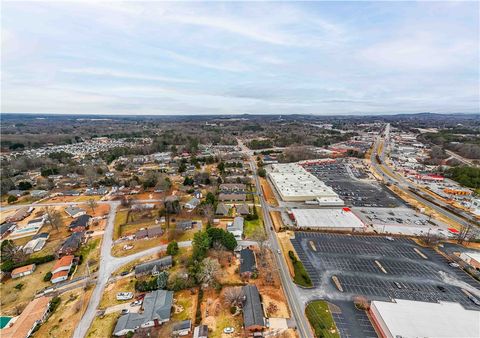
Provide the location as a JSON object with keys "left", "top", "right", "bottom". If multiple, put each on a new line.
{"left": 1, "top": 1, "right": 479, "bottom": 115}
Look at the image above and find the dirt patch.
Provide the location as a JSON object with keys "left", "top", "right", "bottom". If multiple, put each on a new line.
{"left": 270, "top": 211, "right": 284, "bottom": 232}
{"left": 277, "top": 232, "right": 296, "bottom": 277}
{"left": 260, "top": 177, "right": 278, "bottom": 206}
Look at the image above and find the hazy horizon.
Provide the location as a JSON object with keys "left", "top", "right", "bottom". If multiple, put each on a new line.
{"left": 2, "top": 1, "right": 479, "bottom": 115}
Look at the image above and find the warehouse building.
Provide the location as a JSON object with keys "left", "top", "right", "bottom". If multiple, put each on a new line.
{"left": 291, "top": 208, "right": 365, "bottom": 232}
{"left": 369, "top": 299, "right": 480, "bottom": 338}
{"left": 268, "top": 163, "right": 343, "bottom": 205}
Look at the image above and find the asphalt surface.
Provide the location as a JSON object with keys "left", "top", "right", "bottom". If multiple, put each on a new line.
{"left": 238, "top": 138, "right": 313, "bottom": 338}
{"left": 292, "top": 232, "right": 480, "bottom": 337}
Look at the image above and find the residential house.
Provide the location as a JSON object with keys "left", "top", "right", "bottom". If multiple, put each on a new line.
{"left": 219, "top": 183, "right": 246, "bottom": 192}
{"left": 185, "top": 197, "right": 200, "bottom": 210}
{"left": 134, "top": 226, "right": 164, "bottom": 240}
{"left": 193, "top": 325, "right": 209, "bottom": 338}
{"left": 215, "top": 203, "right": 230, "bottom": 216}
{"left": 194, "top": 190, "right": 202, "bottom": 199}
{"left": 113, "top": 290, "right": 174, "bottom": 336}
{"left": 176, "top": 220, "right": 193, "bottom": 231}
{"left": 135, "top": 256, "right": 173, "bottom": 277}
{"left": 32, "top": 232, "right": 50, "bottom": 240}
{"left": 27, "top": 217, "right": 46, "bottom": 228}
{"left": 11, "top": 264, "right": 36, "bottom": 279}
{"left": 242, "top": 285, "right": 265, "bottom": 335}
{"left": 85, "top": 186, "right": 109, "bottom": 195}
{"left": 0, "top": 222, "right": 16, "bottom": 239}
{"left": 173, "top": 320, "right": 192, "bottom": 336}
{"left": 30, "top": 190, "right": 48, "bottom": 199}
{"left": 51, "top": 255, "right": 75, "bottom": 284}
{"left": 6, "top": 207, "right": 32, "bottom": 222}
{"left": 57, "top": 232, "right": 84, "bottom": 257}
{"left": 0, "top": 296, "right": 51, "bottom": 338}
{"left": 7, "top": 190, "right": 25, "bottom": 198}
{"left": 227, "top": 217, "right": 244, "bottom": 240}
{"left": 69, "top": 214, "right": 91, "bottom": 232}
{"left": 60, "top": 190, "right": 81, "bottom": 196}
{"left": 239, "top": 248, "right": 257, "bottom": 279}
{"left": 235, "top": 204, "right": 250, "bottom": 215}
{"left": 23, "top": 237, "right": 47, "bottom": 254}
{"left": 65, "top": 206, "right": 86, "bottom": 218}
{"left": 218, "top": 193, "right": 246, "bottom": 202}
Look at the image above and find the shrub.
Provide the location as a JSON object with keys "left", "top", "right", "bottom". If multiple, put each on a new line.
{"left": 43, "top": 272, "right": 52, "bottom": 282}
{"left": 14, "top": 283, "right": 24, "bottom": 290}
{"left": 7, "top": 195, "right": 17, "bottom": 204}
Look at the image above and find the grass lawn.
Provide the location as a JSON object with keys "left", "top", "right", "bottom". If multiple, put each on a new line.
{"left": 111, "top": 237, "right": 166, "bottom": 257}
{"left": 35, "top": 286, "right": 94, "bottom": 338}
{"left": 288, "top": 252, "right": 313, "bottom": 288}
{"left": 209, "top": 310, "right": 242, "bottom": 338}
{"left": 76, "top": 238, "right": 102, "bottom": 276}
{"left": 73, "top": 195, "right": 102, "bottom": 202}
{"left": 113, "top": 209, "right": 129, "bottom": 240}
{"left": 99, "top": 277, "right": 136, "bottom": 309}
{"left": 172, "top": 289, "right": 197, "bottom": 321}
{"left": 244, "top": 217, "right": 266, "bottom": 240}
{"left": 305, "top": 301, "right": 340, "bottom": 338}
{"left": 86, "top": 312, "right": 119, "bottom": 338}
{"left": 0, "top": 260, "right": 56, "bottom": 315}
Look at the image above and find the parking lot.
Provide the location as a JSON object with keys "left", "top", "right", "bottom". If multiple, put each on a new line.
{"left": 304, "top": 161, "right": 403, "bottom": 207}
{"left": 292, "top": 232, "right": 480, "bottom": 337}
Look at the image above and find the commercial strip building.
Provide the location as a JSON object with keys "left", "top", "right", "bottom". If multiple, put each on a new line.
{"left": 459, "top": 251, "right": 480, "bottom": 269}
{"left": 290, "top": 208, "right": 365, "bottom": 232}
{"left": 369, "top": 299, "right": 480, "bottom": 338}
{"left": 268, "top": 163, "right": 343, "bottom": 205}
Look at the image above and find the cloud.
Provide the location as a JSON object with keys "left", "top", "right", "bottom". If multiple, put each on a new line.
{"left": 61, "top": 68, "right": 197, "bottom": 83}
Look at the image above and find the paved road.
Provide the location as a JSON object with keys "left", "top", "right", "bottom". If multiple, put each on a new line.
{"left": 238, "top": 138, "right": 313, "bottom": 338}
{"left": 371, "top": 124, "right": 477, "bottom": 231}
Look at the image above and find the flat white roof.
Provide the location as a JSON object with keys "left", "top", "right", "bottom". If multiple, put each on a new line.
{"left": 269, "top": 163, "right": 340, "bottom": 200}
{"left": 371, "top": 299, "right": 480, "bottom": 338}
{"left": 292, "top": 208, "right": 364, "bottom": 229}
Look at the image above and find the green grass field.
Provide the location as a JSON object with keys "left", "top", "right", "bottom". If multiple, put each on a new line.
{"left": 305, "top": 301, "right": 340, "bottom": 338}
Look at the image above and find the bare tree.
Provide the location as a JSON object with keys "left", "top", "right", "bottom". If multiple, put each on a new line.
{"left": 196, "top": 257, "right": 222, "bottom": 287}
{"left": 44, "top": 206, "right": 62, "bottom": 231}
{"left": 87, "top": 198, "right": 98, "bottom": 214}
{"left": 224, "top": 286, "right": 243, "bottom": 306}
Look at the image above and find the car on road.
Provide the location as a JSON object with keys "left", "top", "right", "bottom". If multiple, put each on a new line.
{"left": 121, "top": 309, "right": 129, "bottom": 315}
{"left": 120, "top": 271, "right": 130, "bottom": 276}
{"left": 449, "top": 262, "right": 460, "bottom": 268}
{"left": 130, "top": 300, "right": 142, "bottom": 306}
{"left": 223, "top": 327, "right": 235, "bottom": 334}
{"left": 277, "top": 249, "right": 281, "bottom": 254}
{"left": 386, "top": 236, "right": 394, "bottom": 241}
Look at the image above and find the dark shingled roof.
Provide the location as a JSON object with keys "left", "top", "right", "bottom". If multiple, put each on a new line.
{"left": 242, "top": 285, "right": 264, "bottom": 329}
{"left": 69, "top": 214, "right": 91, "bottom": 229}
{"left": 173, "top": 319, "right": 192, "bottom": 333}
{"left": 240, "top": 248, "right": 256, "bottom": 274}
{"left": 135, "top": 256, "right": 172, "bottom": 276}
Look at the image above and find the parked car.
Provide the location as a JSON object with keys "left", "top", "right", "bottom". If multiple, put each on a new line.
{"left": 468, "top": 295, "right": 480, "bottom": 306}
{"left": 223, "top": 327, "right": 235, "bottom": 334}
{"left": 449, "top": 262, "right": 460, "bottom": 268}
{"left": 117, "top": 292, "right": 134, "bottom": 300}
{"left": 121, "top": 309, "right": 130, "bottom": 315}
{"left": 120, "top": 271, "right": 130, "bottom": 276}
{"left": 130, "top": 300, "right": 142, "bottom": 306}
{"left": 437, "top": 286, "right": 446, "bottom": 292}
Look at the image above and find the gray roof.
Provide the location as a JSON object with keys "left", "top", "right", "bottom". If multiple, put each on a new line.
{"left": 173, "top": 319, "right": 192, "bottom": 333}
{"left": 176, "top": 220, "right": 193, "bottom": 230}
{"left": 65, "top": 206, "right": 85, "bottom": 216}
{"left": 69, "top": 215, "right": 91, "bottom": 229}
{"left": 236, "top": 204, "right": 250, "bottom": 215}
{"left": 186, "top": 197, "right": 200, "bottom": 207}
{"left": 215, "top": 203, "right": 230, "bottom": 216}
{"left": 0, "top": 223, "right": 15, "bottom": 235}
{"left": 242, "top": 285, "right": 264, "bottom": 329}
{"left": 114, "top": 290, "right": 174, "bottom": 334}
{"left": 194, "top": 325, "right": 209, "bottom": 338}
{"left": 228, "top": 217, "right": 244, "bottom": 232}
{"left": 240, "top": 248, "right": 256, "bottom": 274}
{"left": 135, "top": 256, "right": 172, "bottom": 275}
{"left": 218, "top": 193, "right": 246, "bottom": 201}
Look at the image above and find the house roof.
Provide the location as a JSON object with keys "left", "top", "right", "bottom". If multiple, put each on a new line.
{"left": 240, "top": 248, "right": 256, "bottom": 274}
{"left": 69, "top": 215, "right": 91, "bottom": 229}
{"left": 51, "top": 270, "right": 69, "bottom": 281}
{"left": 215, "top": 203, "right": 230, "bottom": 215}
{"left": 242, "top": 285, "right": 264, "bottom": 329}
{"left": 147, "top": 226, "right": 164, "bottom": 237}
{"left": 228, "top": 217, "right": 244, "bottom": 232}
{"left": 11, "top": 264, "right": 35, "bottom": 275}
{"left": 52, "top": 255, "right": 74, "bottom": 271}
{"left": 32, "top": 232, "right": 49, "bottom": 240}
{"left": 194, "top": 325, "right": 209, "bottom": 337}
{"left": 186, "top": 197, "right": 200, "bottom": 206}
{"left": 0, "top": 223, "right": 15, "bottom": 235}
{"left": 135, "top": 256, "right": 172, "bottom": 275}
{"left": 113, "top": 290, "right": 174, "bottom": 334}
{"left": 0, "top": 296, "right": 50, "bottom": 338}
{"left": 236, "top": 204, "right": 250, "bottom": 215}
{"left": 27, "top": 217, "right": 44, "bottom": 225}
{"left": 65, "top": 206, "right": 85, "bottom": 216}
{"left": 59, "top": 232, "right": 83, "bottom": 252}
{"left": 173, "top": 320, "right": 192, "bottom": 332}
{"left": 219, "top": 193, "right": 246, "bottom": 201}
{"left": 176, "top": 220, "right": 193, "bottom": 230}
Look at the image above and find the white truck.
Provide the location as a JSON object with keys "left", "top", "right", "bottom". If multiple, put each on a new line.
{"left": 116, "top": 292, "right": 134, "bottom": 300}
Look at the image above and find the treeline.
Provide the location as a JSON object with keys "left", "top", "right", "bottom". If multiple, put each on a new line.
{"left": 446, "top": 166, "right": 480, "bottom": 190}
